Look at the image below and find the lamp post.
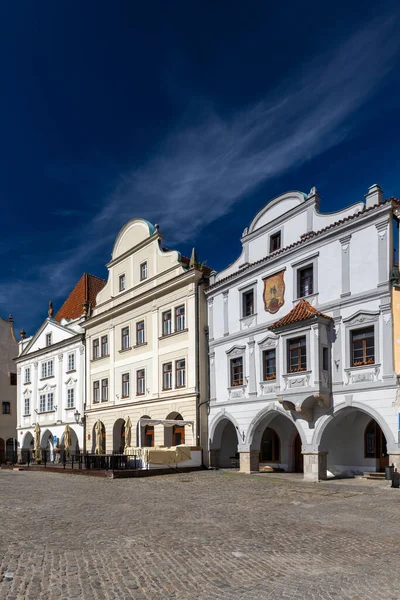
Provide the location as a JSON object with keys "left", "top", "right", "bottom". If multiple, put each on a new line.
{"left": 74, "top": 409, "right": 86, "bottom": 454}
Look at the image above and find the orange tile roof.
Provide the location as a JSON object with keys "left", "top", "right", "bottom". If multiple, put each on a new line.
{"left": 55, "top": 273, "right": 106, "bottom": 322}
{"left": 268, "top": 298, "right": 333, "bottom": 330}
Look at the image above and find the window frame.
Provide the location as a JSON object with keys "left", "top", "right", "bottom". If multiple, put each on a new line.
{"left": 39, "top": 394, "right": 46, "bottom": 412}
{"left": 93, "top": 380, "right": 100, "bottom": 403}
{"left": 101, "top": 378, "right": 108, "bottom": 402}
{"left": 162, "top": 362, "right": 173, "bottom": 390}
{"left": 136, "top": 369, "right": 145, "bottom": 396}
{"left": 136, "top": 320, "right": 145, "bottom": 345}
{"left": 291, "top": 253, "right": 319, "bottom": 301}
{"left": 24, "top": 396, "right": 30, "bottom": 416}
{"left": 242, "top": 289, "right": 254, "bottom": 318}
{"left": 10, "top": 372, "right": 17, "bottom": 385}
{"left": 176, "top": 359, "right": 186, "bottom": 388}
{"left": 119, "top": 273, "right": 126, "bottom": 292}
{"left": 2, "top": 401, "right": 11, "bottom": 415}
{"left": 298, "top": 265, "right": 314, "bottom": 298}
{"left": 45, "top": 333, "right": 52, "bottom": 347}
{"left": 230, "top": 356, "right": 244, "bottom": 387}
{"left": 162, "top": 310, "right": 172, "bottom": 336}
{"left": 67, "top": 388, "right": 75, "bottom": 409}
{"left": 262, "top": 348, "right": 277, "bottom": 381}
{"left": 24, "top": 367, "right": 31, "bottom": 384}
{"left": 67, "top": 353, "right": 75, "bottom": 372}
{"left": 350, "top": 326, "right": 375, "bottom": 367}
{"left": 140, "top": 262, "right": 148, "bottom": 281}
{"left": 175, "top": 305, "right": 185, "bottom": 332}
{"left": 41, "top": 360, "right": 54, "bottom": 379}
{"left": 93, "top": 338, "right": 100, "bottom": 360}
{"left": 101, "top": 335, "right": 108, "bottom": 357}
{"left": 47, "top": 393, "right": 54, "bottom": 412}
{"left": 269, "top": 230, "right": 282, "bottom": 253}
{"left": 121, "top": 326, "right": 130, "bottom": 350}
{"left": 287, "top": 336, "right": 307, "bottom": 373}
{"left": 122, "top": 373, "right": 130, "bottom": 398}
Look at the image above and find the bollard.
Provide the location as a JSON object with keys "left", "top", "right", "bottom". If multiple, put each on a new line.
{"left": 391, "top": 468, "right": 400, "bottom": 489}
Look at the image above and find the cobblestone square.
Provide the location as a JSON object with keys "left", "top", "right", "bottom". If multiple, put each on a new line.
{"left": 0, "top": 470, "right": 399, "bottom": 600}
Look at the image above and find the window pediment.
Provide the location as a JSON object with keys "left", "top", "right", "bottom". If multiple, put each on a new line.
{"left": 258, "top": 335, "right": 277, "bottom": 349}
{"left": 226, "top": 345, "right": 246, "bottom": 356}
{"left": 65, "top": 376, "right": 77, "bottom": 386}
{"left": 23, "top": 388, "right": 31, "bottom": 396}
{"left": 38, "top": 383, "right": 56, "bottom": 393}
{"left": 343, "top": 311, "right": 379, "bottom": 325}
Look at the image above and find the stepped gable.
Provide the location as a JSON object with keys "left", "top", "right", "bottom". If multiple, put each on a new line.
{"left": 268, "top": 298, "right": 333, "bottom": 331}
{"left": 55, "top": 273, "right": 106, "bottom": 322}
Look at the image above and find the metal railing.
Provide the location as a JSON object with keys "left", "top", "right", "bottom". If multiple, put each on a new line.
{"left": 1, "top": 450, "right": 141, "bottom": 471}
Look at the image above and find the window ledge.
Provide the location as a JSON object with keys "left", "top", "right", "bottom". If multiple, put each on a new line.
{"left": 66, "top": 370, "right": 76, "bottom": 374}
{"left": 345, "top": 363, "right": 380, "bottom": 371}
{"left": 38, "top": 409, "right": 56, "bottom": 414}
{"left": 39, "top": 376, "right": 55, "bottom": 381}
{"left": 23, "top": 382, "right": 31, "bottom": 385}
{"left": 159, "top": 328, "right": 188, "bottom": 340}
{"left": 260, "top": 378, "right": 277, "bottom": 383}
{"left": 293, "top": 293, "right": 319, "bottom": 304}
{"left": 121, "top": 395, "right": 130, "bottom": 399}
{"left": 23, "top": 413, "right": 31, "bottom": 417}
{"left": 162, "top": 388, "right": 172, "bottom": 392}
{"left": 240, "top": 313, "right": 257, "bottom": 322}
{"left": 119, "top": 347, "right": 132, "bottom": 354}
{"left": 283, "top": 370, "right": 311, "bottom": 377}
{"left": 65, "top": 407, "right": 76, "bottom": 410}
{"left": 133, "top": 342, "right": 148, "bottom": 349}
{"left": 91, "top": 355, "right": 109, "bottom": 362}
{"left": 228, "top": 385, "right": 246, "bottom": 390}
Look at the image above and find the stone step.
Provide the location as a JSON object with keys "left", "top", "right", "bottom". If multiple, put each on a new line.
{"left": 363, "top": 471, "right": 386, "bottom": 480}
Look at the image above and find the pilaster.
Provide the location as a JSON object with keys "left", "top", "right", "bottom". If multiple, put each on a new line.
{"left": 303, "top": 451, "right": 328, "bottom": 481}
{"left": 208, "top": 299, "right": 214, "bottom": 342}
{"left": 223, "top": 291, "right": 229, "bottom": 337}
{"left": 376, "top": 222, "right": 389, "bottom": 287}
{"left": 332, "top": 315, "right": 343, "bottom": 387}
{"left": 239, "top": 450, "right": 259, "bottom": 474}
{"left": 248, "top": 339, "right": 257, "bottom": 395}
{"left": 209, "top": 351, "right": 216, "bottom": 401}
{"left": 340, "top": 235, "right": 351, "bottom": 297}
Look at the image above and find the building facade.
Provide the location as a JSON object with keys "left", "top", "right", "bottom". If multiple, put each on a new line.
{"left": 0, "top": 315, "right": 18, "bottom": 461}
{"left": 83, "top": 218, "right": 210, "bottom": 460}
{"left": 206, "top": 184, "right": 400, "bottom": 480}
{"left": 16, "top": 274, "right": 105, "bottom": 459}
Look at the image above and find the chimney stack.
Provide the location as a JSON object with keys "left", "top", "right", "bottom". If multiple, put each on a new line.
{"left": 365, "top": 184, "right": 383, "bottom": 209}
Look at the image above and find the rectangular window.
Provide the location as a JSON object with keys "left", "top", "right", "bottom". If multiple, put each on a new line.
{"left": 163, "top": 362, "right": 172, "bottom": 390}
{"left": 270, "top": 231, "right": 281, "bottom": 253}
{"left": 10, "top": 372, "right": 17, "bottom": 385}
{"left": 93, "top": 381, "right": 100, "bottom": 403}
{"left": 24, "top": 397, "right": 30, "bottom": 415}
{"left": 263, "top": 349, "right": 276, "bottom": 380}
{"left": 67, "top": 388, "right": 75, "bottom": 408}
{"left": 137, "top": 369, "right": 145, "bottom": 395}
{"left": 121, "top": 326, "right": 130, "bottom": 350}
{"left": 68, "top": 353, "right": 75, "bottom": 371}
{"left": 351, "top": 327, "right": 375, "bottom": 367}
{"left": 162, "top": 310, "right": 172, "bottom": 336}
{"left": 140, "top": 262, "right": 148, "bottom": 281}
{"left": 101, "top": 335, "right": 108, "bottom": 356}
{"left": 230, "top": 357, "right": 243, "bottom": 386}
{"left": 47, "top": 393, "right": 54, "bottom": 411}
{"left": 322, "top": 347, "right": 329, "bottom": 371}
{"left": 39, "top": 394, "right": 46, "bottom": 412}
{"left": 46, "top": 333, "right": 52, "bottom": 347}
{"left": 298, "top": 266, "right": 313, "bottom": 297}
{"left": 101, "top": 379, "right": 108, "bottom": 402}
{"left": 175, "top": 306, "right": 185, "bottom": 331}
{"left": 288, "top": 336, "right": 307, "bottom": 373}
{"left": 176, "top": 359, "right": 186, "bottom": 388}
{"left": 119, "top": 273, "right": 126, "bottom": 291}
{"left": 2, "top": 401, "right": 10, "bottom": 414}
{"left": 24, "top": 367, "right": 31, "bottom": 384}
{"left": 122, "top": 373, "right": 130, "bottom": 398}
{"left": 136, "top": 321, "right": 145, "bottom": 345}
{"left": 93, "top": 338, "right": 100, "bottom": 359}
{"left": 41, "top": 360, "right": 53, "bottom": 379}
{"left": 242, "top": 290, "right": 254, "bottom": 317}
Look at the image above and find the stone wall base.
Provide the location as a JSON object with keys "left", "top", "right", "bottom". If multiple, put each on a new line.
{"left": 240, "top": 450, "right": 259, "bottom": 474}
{"left": 389, "top": 453, "right": 400, "bottom": 470}
{"left": 303, "top": 452, "right": 328, "bottom": 482}
{"left": 209, "top": 449, "right": 220, "bottom": 468}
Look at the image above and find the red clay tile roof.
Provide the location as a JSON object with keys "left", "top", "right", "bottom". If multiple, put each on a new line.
{"left": 55, "top": 274, "right": 106, "bottom": 322}
{"left": 268, "top": 299, "right": 333, "bottom": 330}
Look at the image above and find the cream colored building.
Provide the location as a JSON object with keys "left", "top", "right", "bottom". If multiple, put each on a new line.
{"left": 83, "top": 219, "right": 210, "bottom": 461}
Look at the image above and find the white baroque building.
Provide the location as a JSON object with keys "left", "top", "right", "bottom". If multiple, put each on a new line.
{"left": 15, "top": 274, "right": 105, "bottom": 459}
{"left": 206, "top": 184, "right": 400, "bottom": 480}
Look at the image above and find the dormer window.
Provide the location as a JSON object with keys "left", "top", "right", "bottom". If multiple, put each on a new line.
{"left": 46, "top": 333, "right": 52, "bottom": 347}
{"left": 140, "top": 262, "right": 148, "bottom": 281}
{"left": 270, "top": 231, "right": 281, "bottom": 253}
{"left": 119, "top": 273, "right": 126, "bottom": 292}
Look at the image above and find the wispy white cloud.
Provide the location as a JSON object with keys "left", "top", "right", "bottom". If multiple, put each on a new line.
{"left": 2, "top": 15, "right": 399, "bottom": 330}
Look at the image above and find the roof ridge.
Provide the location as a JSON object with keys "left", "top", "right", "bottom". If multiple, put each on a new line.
{"left": 268, "top": 298, "right": 333, "bottom": 331}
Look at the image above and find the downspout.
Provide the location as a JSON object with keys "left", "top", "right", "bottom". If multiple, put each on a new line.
{"left": 195, "top": 277, "right": 201, "bottom": 447}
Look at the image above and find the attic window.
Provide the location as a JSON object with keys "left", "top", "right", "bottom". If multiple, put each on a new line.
{"left": 119, "top": 273, "right": 126, "bottom": 292}
{"left": 270, "top": 232, "right": 281, "bottom": 253}
{"left": 46, "top": 333, "right": 52, "bottom": 347}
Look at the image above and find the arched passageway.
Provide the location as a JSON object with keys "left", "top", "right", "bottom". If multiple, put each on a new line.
{"left": 249, "top": 411, "right": 303, "bottom": 473}
{"left": 320, "top": 408, "right": 389, "bottom": 477}
{"left": 6, "top": 438, "right": 17, "bottom": 461}
{"left": 41, "top": 429, "right": 54, "bottom": 461}
{"left": 60, "top": 427, "right": 80, "bottom": 457}
{"left": 137, "top": 415, "right": 154, "bottom": 447}
{"left": 164, "top": 412, "right": 185, "bottom": 446}
{"left": 210, "top": 418, "right": 239, "bottom": 468}
{"left": 0, "top": 438, "right": 4, "bottom": 463}
{"left": 113, "top": 419, "right": 125, "bottom": 453}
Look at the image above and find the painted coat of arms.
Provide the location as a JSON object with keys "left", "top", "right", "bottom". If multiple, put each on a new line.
{"left": 263, "top": 271, "right": 285, "bottom": 314}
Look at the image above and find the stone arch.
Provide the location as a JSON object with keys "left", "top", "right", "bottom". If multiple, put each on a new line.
{"left": 60, "top": 427, "right": 80, "bottom": 455}
{"left": 137, "top": 415, "right": 154, "bottom": 448}
{"left": 312, "top": 401, "right": 396, "bottom": 451}
{"left": 92, "top": 421, "right": 106, "bottom": 454}
{"left": 209, "top": 411, "right": 241, "bottom": 449}
{"left": 22, "top": 431, "right": 34, "bottom": 449}
{"left": 164, "top": 412, "right": 185, "bottom": 446}
{"left": 40, "top": 429, "right": 55, "bottom": 461}
{"left": 246, "top": 406, "right": 307, "bottom": 451}
{"left": 113, "top": 418, "right": 126, "bottom": 453}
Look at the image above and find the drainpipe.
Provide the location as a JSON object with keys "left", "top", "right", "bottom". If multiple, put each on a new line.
{"left": 195, "top": 277, "right": 201, "bottom": 447}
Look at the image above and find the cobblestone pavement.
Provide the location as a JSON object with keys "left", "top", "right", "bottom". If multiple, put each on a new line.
{"left": 1, "top": 470, "right": 400, "bottom": 600}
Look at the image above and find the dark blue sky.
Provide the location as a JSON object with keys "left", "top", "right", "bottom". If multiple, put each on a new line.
{"left": 1, "top": 1, "right": 400, "bottom": 335}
